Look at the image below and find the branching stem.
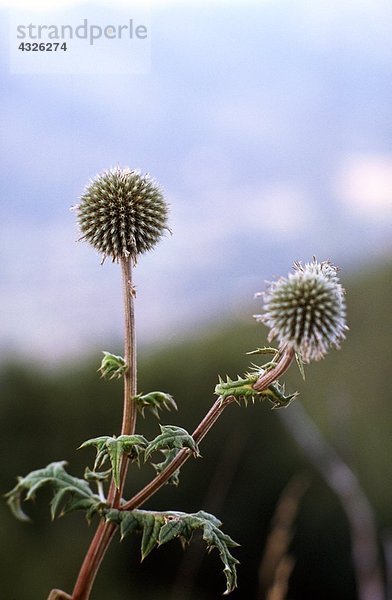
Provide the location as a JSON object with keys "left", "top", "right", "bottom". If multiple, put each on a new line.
{"left": 50, "top": 292, "right": 294, "bottom": 600}
{"left": 122, "top": 347, "right": 295, "bottom": 511}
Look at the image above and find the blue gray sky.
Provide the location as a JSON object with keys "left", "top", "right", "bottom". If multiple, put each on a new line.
{"left": 1, "top": 0, "right": 392, "bottom": 361}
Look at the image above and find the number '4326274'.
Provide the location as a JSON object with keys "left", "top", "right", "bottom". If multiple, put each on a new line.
{"left": 18, "top": 42, "right": 67, "bottom": 51}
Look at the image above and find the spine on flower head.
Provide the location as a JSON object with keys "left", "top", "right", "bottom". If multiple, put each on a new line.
{"left": 75, "top": 167, "right": 169, "bottom": 262}
{"left": 255, "top": 258, "right": 348, "bottom": 363}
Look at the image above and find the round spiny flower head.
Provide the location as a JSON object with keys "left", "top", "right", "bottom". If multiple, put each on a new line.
{"left": 255, "top": 258, "right": 348, "bottom": 363}
{"left": 76, "top": 167, "right": 169, "bottom": 261}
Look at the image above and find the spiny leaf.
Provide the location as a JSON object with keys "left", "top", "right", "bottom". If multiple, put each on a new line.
{"left": 105, "top": 439, "right": 124, "bottom": 489}
{"left": 141, "top": 512, "right": 163, "bottom": 560}
{"left": 84, "top": 467, "right": 112, "bottom": 483}
{"left": 106, "top": 509, "right": 239, "bottom": 594}
{"left": 246, "top": 346, "right": 279, "bottom": 356}
{"left": 50, "top": 489, "right": 98, "bottom": 520}
{"left": 84, "top": 467, "right": 111, "bottom": 504}
{"left": 108, "top": 509, "right": 140, "bottom": 540}
{"left": 151, "top": 448, "right": 181, "bottom": 486}
{"left": 79, "top": 437, "right": 109, "bottom": 470}
{"left": 5, "top": 462, "right": 101, "bottom": 522}
{"left": 249, "top": 378, "right": 298, "bottom": 410}
{"left": 80, "top": 435, "right": 148, "bottom": 489}
{"left": 144, "top": 425, "right": 200, "bottom": 462}
{"left": 202, "top": 520, "right": 239, "bottom": 595}
{"left": 158, "top": 517, "right": 184, "bottom": 544}
{"left": 50, "top": 487, "right": 74, "bottom": 519}
{"left": 98, "top": 351, "right": 127, "bottom": 380}
{"left": 134, "top": 391, "right": 177, "bottom": 419}
{"left": 215, "top": 369, "right": 298, "bottom": 409}
{"left": 215, "top": 373, "right": 258, "bottom": 402}
{"left": 5, "top": 478, "right": 30, "bottom": 522}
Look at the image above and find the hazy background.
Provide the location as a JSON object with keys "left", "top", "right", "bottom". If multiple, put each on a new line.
{"left": 1, "top": 1, "right": 392, "bottom": 599}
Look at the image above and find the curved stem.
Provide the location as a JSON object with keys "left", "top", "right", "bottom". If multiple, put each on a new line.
{"left": 68, "top": 258, "right": 137, "bottom": 600}
{"left": 252, "top": 348, "right": 295, "bottom": 392}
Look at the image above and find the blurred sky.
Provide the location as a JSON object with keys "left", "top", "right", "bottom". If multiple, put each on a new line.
{"left": 1, "top": 0, "right": 392, "bottom": 361}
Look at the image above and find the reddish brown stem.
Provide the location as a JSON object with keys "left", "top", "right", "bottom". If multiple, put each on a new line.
{"left": 64, "top": 258, "right": 137, "bottom": 600}
{"left": 252, "top": 348, "right": 295, "bottom": 392}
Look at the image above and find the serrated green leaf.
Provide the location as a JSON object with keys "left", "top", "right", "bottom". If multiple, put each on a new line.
{"left": 141, "top": 512, "right": 164, "bottom": 560}
{"left": 80, "top": 434, "right": 148, "bottom": 488}
{"left": 79, "top": 437, "right": 110, "bottom": 470}
{"left": 84, "top": 467, "right": 112, "bottom": 503}
{"left": 134, "top": 391, "right": 177, "bottom": 419}
{"left": 158, "top": 517, "right": 185, "bottom": 545}
{"left": 105, "top": 508, "right": 239, "bottom": 595}
{"left": 106, "top": 509, "right": 140, "bottom": 540}
{"left": 215, "top": 372, "right": 258, "bottom": 401}
{"left": 50, "top": 486, "right": 73, "bottom": 519}
{"left": 145, "top": 425, "right": 199, "bottom": 462}
{"left": 79, "top": 436, "right": 109, "bottom": 448}
{"left": 25, "top": 477, "right": 53, "bottom": 501}
{"left": 5, "top": 477, "right": 31, "bottom": 522}
{"left": 98, "top": 351, "right": 127, "bottom": 380}
{"left": 201, "top": 521, "right": 239, "bottom": 595}
{"left": 259, "top": 383, "right": 299, "bottom": 409}
{"left": 120, "top": 513, "right": 140, "bottom": 539}
{"left": 116, "top": 435, "right": 148, "bottom": 463}
{"left": 106, "top": 438, "right": 123, "bottom": 489}
{"left": 192, "top": 510, "right": 222, "bottom": 528}
{"left": 151, "top": 448, "right": 181, "bottom": 486}
{"left": 84, "top": 467, "right": 112, "bottom": 483}
{"left": 5, "top": 462, "right": 101, "bottom": 522}
{"left": 215, "top": 368, "right": 298, "bottom": 409}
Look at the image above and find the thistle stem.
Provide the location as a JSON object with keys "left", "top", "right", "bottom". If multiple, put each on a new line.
{"left": 107, "top": 257, "right": 137, "bottom": 505}
{"left": 119, "top": 257, "right": 138, "bottom": 435}
{"left": 65, "top": 257, "right": 137, "bottom": 600}
{"left": 252, "top": 348, "right": 295, "bottom": 391}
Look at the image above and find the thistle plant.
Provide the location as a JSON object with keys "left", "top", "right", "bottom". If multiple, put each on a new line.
{"left": 5, "top": 167, "right": 348, "bottom": 600}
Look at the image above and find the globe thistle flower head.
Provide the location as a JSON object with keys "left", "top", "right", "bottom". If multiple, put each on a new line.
{"left": 76, "top": 167, "right": 169, "bottom": 262}
{"left": 255, "top": 259, "right": 348, "bottom": 363}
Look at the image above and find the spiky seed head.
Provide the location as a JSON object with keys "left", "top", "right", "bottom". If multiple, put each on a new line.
{"left": 255, "top": 258, "right": 348, "bottom": 363}
{"left": 76, "top": 167, "right": 169, "bottom": 261}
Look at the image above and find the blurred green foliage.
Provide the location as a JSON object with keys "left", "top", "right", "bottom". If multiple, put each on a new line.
{"left": 1, "top": 261, "right": 391, "bottom": 600}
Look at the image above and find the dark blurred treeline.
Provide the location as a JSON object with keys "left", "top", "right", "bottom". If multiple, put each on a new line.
{"left": 1, "top": 261, "right": 391, "bottom": 600}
